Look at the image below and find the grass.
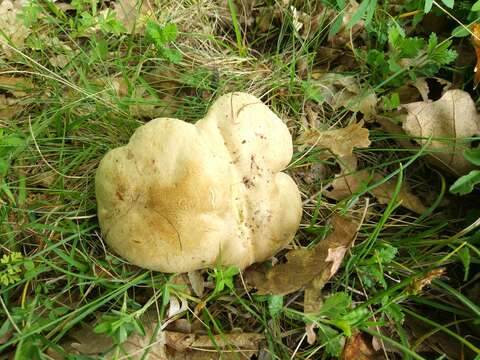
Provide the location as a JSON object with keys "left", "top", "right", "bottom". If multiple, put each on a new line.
{"left": 1, "top": 0, "right": 480, "bottom": 359}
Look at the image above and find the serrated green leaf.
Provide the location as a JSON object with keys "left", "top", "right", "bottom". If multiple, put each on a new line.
{"left": 160, "top": 47, "right": 182, "bottom": 64}
{"left": 268, "top": 295, "right": 283, "bottom": 318}
{"left": 450, "top": 170, "right": 480, "bottom": 195}
{"left": 464, "top": 148, "right": 480, "bottom": 166}
{"left": 400, "top": 37, "right": 425, "bottom": 57}
{"left": 376, "top": 244, "right": 398, "bottom": 263}
{"left": 317, "top": 324, "right": 343, "bottom": 356}
{"left": 428, "top": 33, "right": 438, "bottom": 52}
{"left": 162, "top": 23, "right": 178, "bottom": 42}
{"left": 385, "top": 303, "right": 405, "bottom": 324}
{"left": 319, "top": 292, "right": 351, "bottom": 318}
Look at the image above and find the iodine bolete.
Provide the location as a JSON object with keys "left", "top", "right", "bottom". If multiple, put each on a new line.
{"left": 95, "top": 92, "right": 302, "bottom": 273}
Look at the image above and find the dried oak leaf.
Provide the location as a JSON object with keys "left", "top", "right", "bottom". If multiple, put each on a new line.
{"left": 341, "top": 332, "right": 381, "bottom": 360}
{"left": 310, "top": 73, "right": 377, "bottom": 118}
{"left": 402, "top": 89, "right": 480, "bottom": 176}
{"left": 296, "top": 121, "right": 371, "bottom": 157}
{"left": 113, "top": 0, "right": 154, "bottom": 34}
{"left": 49, "top": 313, "right": 263, "bottom": 360}
{"left": 0, "top": 76, "right": 34, "bottom": 97}
{"left": 325, "top": 170, "right": 427, "bottom": 214}
{"left": 246, "top": 215, "right": 358, "bottom": 296}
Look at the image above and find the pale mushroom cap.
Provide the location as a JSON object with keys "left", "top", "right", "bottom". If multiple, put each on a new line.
{"left": 95, "top": 92, "right": 302, "bottom": 273}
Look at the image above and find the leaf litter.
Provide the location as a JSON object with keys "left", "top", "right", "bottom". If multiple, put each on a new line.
{"left": 296, "top": 121, "right": 427, "bottom": 213}
{"left": 48, "top": 312, "right": 263, "bottom": 360}
{"left": 402, "top": 89, "right": 480, "bottom": 176}
{"left": 246, "top": 215, "right": 359, "bottom": 296}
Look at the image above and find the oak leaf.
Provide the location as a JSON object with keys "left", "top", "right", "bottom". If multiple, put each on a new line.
{"left": 246, "top": 215, "right": 358, "bottom": 296}
{"left": 402, "top": 89, "right": 480, "bottom": 176}
{"left": 325, "top": 170, "right": 427, "bottom": 214}
{"left": 296, "top": 121, "right": 371, "bottom": 157}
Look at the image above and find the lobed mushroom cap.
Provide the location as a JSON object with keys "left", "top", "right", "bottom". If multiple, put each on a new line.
{"left": 95, "top": 92, "right": 302, "bottom": 273}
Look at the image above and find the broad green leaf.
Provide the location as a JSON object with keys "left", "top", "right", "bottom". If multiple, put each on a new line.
{"left": 441, "top": 0, "right": 454, "bottom": 8}
{"left": 473, "top": 0, "right": 480, "bottom": 11}
{"left": 464, "top": 148, "right": 480, "bottom": 166}
{"left": 424, "top": 0, "right": 433, "bottom": 13}
{"left": 452, "top": 25, "right": 471, "bottom": 37}
{"left": 450, "top": 170, "right": 480, "bottom": 195}
{"left": 328, "top": 14, "right": 344, "bottom": 38}
{"left": 347, "top": 0, "right": 371, "bottom": 29}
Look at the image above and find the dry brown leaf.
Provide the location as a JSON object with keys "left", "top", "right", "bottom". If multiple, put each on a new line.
{"left": 402, "top": 89, "right": 480, "bottom": 176}
{"left": 310, "top": 73, "right": 377, "bottom": 117}
{"left": 341, "top": 332, "right": 380, "bottom": 360}
{"left": 246, "top": 215, "right": 358, "bottom": 296}
{"left": 325, "top": 170, "right": 427, "bottom": 214}
{"left": 0, "top": 76, "right": 34, "bottom": 97}
{"left": 296, "top": 121, "right": 371, "bottom": 157}
{"left": 166, "top": 331, "right": 263, "bottom": 351}
{"left": 48, "top": 317, "right": 167, "bottom": 359}
{"left": 49, "top": 313, "right": 262, "bottom": 360}
{"left": 408, "top": 267, "right": 445, "bottom": 295}
{"left": 113, "top": 0, "right": 154, "bottom": 34}
{"left": 305, "top": 323, "right": 317, "bottom": 345}
{"left": 0, "top": 94, "right": 23, "bottom": 119}
{"left": 328, "top": 1, "right": 364, "bottom": 46}
{"left": 303, "top": 275, "right": 326, "bottom": 314}
{"left": 188, "top": 270, "right": 205, "bottom": 297}
{"left": 49, "top": 54, "right": 70, "bottom": 68}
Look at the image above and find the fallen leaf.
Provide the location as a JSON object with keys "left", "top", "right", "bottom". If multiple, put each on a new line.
{"left": 310, "top": 73, "right": 377, "bottom": 117}
{"left": 303, "top": 277, "right": 325, "bottom": 314}
{"left": 402, "top": 89, "right": 480, "bottom": 176}
{"left": 341, "top": 332, "right": 379, "bottom": 360}
{"left": 48, "top": 313, "right": 167, "bottom": 359}
{"left": 296, "top": 121, "right": 371, "bottom": 157}
{"left": 168, "top": 295, "right": 188, "bottom": 318}
{"left": 246, "top": 215, "right": 358, "bottom": 295}
{"left": 325, "top": 170, "right": 427, "bottom": 214}
{"left": 188, "top": 270, "right": 205, "bottom": 297}
{"left": 328, "top": 1, "right": 364, "bottom": 47}
{"left": 0, "top": 0, "right": 31, "bottom": 58}
{"left": 305, "top": 323, "right": 317, "bottom": 345}
{"left": 113, "top": 0, "right": 154, "bottom": 34}
{"left": 49, "top": 54, "right": 70, "bottom": 68}
{"left": 408, "top": 268, "right": 445, "bottom": 295}
{"left": 0, "top": 76, "right": 34, "bottom": 97}
{"left": 0, "top": 94, "right": 23, "bottom": 119}
{"left": 49, "top": 312, "right": 263, "bottom": 359}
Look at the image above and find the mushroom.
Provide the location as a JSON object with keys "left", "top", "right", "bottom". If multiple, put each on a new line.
{"left": 95, "top": 92, "right": 302, "bottom": 273}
